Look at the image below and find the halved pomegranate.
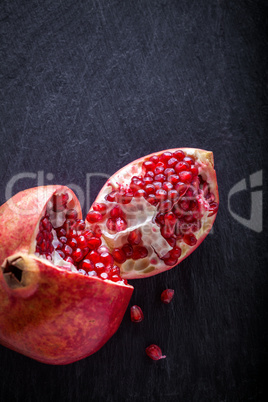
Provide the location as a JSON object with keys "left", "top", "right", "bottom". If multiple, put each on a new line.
{"left": 86, "top": 148, "right": 219, "bottom": 278}
{"left": 0, "top": 185, "right": 133, "bottom": 365}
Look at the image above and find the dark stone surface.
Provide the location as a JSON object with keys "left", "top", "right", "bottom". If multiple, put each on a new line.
{"left": 0, "top": 1, "right": 267, "bottom": 401}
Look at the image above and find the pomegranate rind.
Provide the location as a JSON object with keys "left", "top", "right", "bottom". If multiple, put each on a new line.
{"left": 90, "top": 148, "right": 219, "bottom": 279}
{"left": 0, "top": 253, "right": 133, "bottom": 365}
{"left": 0, "top": 185, "right": 82, "bottom": 266}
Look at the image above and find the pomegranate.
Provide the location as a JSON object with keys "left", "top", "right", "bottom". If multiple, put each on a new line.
{"left": 0, "top": 185, "right": 133, "bottom": 364}
{"left": 86, "top": 148, "right": 219, "bottom": 278}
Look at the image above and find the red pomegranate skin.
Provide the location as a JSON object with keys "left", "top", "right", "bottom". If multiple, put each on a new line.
{"left": 0, "top": 254, "right": 133, "bottom": 365}
{"left": 0, "top": 186, "right": 133, "bottom": 365}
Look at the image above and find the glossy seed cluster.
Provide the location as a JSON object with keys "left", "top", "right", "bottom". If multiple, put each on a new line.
{"left": 96, "top": 150, "right": 218, "bottom": 267}
{"left": 35, "top": 194, "right": 127, "bottom": 283}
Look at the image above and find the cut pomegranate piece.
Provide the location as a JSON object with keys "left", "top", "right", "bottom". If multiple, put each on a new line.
{"left": 86, "top": 148, "right": 219, "bottom": 279}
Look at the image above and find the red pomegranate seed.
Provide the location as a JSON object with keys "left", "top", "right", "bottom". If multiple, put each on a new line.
{"left": 135, "top": 189, "right": 147, "bottom": 198}
{"left": 190, "top": 165, "right": 198, "bottom": 176}
{"left": 166, "top": 157, "right": 178, "bottom": 168}
{"left": 208, "top": 201, "right": 219, "bottom": 217}
{"left": 145, "top": 170, "right": 155, "bottom": 178}
{"left": 183, "top": 156, "right": 195, "bottom": 165}
{"left": 143, "top": 176, "right": 154, "bottom": 184}
{"left": 168, "top": 189, "right": 179, "bottom": 202}
{"left": 145, "top": 344, "right": 166, "bottom": 360}
{"left": 65, "top": 209, "right": 78, "bottom": 220}
{"left": 119, "top": 189, "right": 133, "bottom": 204}
{"left": 87, "top": 237, "right": 101, "bottom": 250}
{"left": 62, "top": 245, "right": 73, "bottom": 256}
{"left": 183, "top": 233, "right": 197, "bottom": 246}
{"left": 97, "top": 245, "right": 109, "bottom": 254}
{"left": 154, "top": 174, "right": 165, "bottom": 183}
{"left": 178, "top": 171, "right": 193, "bottom": 184}
{"left": 149, "top": 155, "right": 159, "bottom": 164}
{"left": 72, "top": 248, "right": 83, "bottom": 262}
{"left": 110, "top": 274, "right": 121, "bottom": 282}
{"left": 174, "top": 161, "right": 190, "bottom": 174}
{"left": 167, "top": 236, "right": 176, "bottom": 247}
{"left": 95, "top": 262, "right": 105, "bottom": 274}
{"left": 59, "top": 236, "right": 67, "bottom": 244}
{"left": 57, "top": 228, "right": 66, "bottom": 237}
{"left": 52, "top": 193, "right": 68, "bottom": 212}
{"left": 99, "top": 272, "right": 109, "bottom": 280}
{"left": 87, "top": 250, "right": 100, "bottom": 264}
{"left": 115, "top": 217, "right": 127, "bottom": 232}
{"left": 81, "top": 259, "right": 94, "bottom": 272}
{"left": 173, "top": 150, "right": 185, "bottom": 161}
{"left": 86, "top": 210, "right": 103, "bottom": 223}
{"left": 161, "top": 225, "right": 175, "bottom": 239}
{"left": 93, "top": 203, "right": 107, "bottom": 215}
{"left": 164, "top": 212, "right": 177, "bottom": 225}
{"left": 100, "top": 252, "right": 114, "bottom": 268}
{"left": 164, "top": 168, "right": 175, "bottom": 176}
{"left": 110, "top": 205, "right": 124, "bottom": 218}
{"left": 156, "top": 189, "right": 167, "bottom": 201}
{"left": 147, "top": 194, "right": 158, "bottom": 205}
{"left": 153, "top": 181, "right": 163, "bottom": 191}
{"left": 143, "top": 160, "right": 156, "bottom": 171}
{"left": 112, "top": 248, "right": 127, "bottom": 263}
{"left": 154, "top": 165, "right": 165, "bottom": 175}
{"left": 110, "top": 265, "right": 120, "bottom": 275}
{"left": 161, "top": 289, "right": 174, "bottom": 304}
{"left": 171, "top": 246, "right": 181, "bottom": 258}
{"left": 106, "top": 191, "right": 118, "bottom": 202}
{"left": 83, "top": 230, "right": 93, "bottom": 241}
{"left": 65, "top": 256, "right": 74, "bottom": 264}
{"left": 158, "top": 199, "right": 172, "bottom": 213}
{"left": 106, "top": 218, "right": 116, "bottom": 232}
{"left": 57, "top": 250, "right": 65, "bottom": 259}
{"left": 163, "top": 256, "right": 178, "bottom": 266}
{"left": 155, "top": 212, "right": 165, "bottom": 225}
{"left": 145, "top": 184, "right": 155, "bottom": 194}
{"left": 67, "top": 237, "right": 77, "bottom": 249}
{"left": 87, "top": 270, "right": 97, "bottom": 277}
{"left": 132, "top": 246, "right": 148, "bottom": 260}
{"left": 82, "top": 247, "right": 89, "bottom": 257}
{"left": 122, "top": 243, "right": 133, "bottom": 258}
{"left": 77, "top": 235, "right": 87, "bottom": 249}
{"left": 167, "top": 174, "right": 180, "bottom": 185}
{"left": 175, "top": 182, "right": 188, "bottom": 196}
{"left": 162, "top": 181, "right": 173, "bottom": 192}
{"left": 160, "top": 152, "right": 172, "bottom": 164}
{"left": 128, "top": 229, "right": 142, "bottom": 245}
{"left": 130, "top": 305, "right": 144, "bottom": 322}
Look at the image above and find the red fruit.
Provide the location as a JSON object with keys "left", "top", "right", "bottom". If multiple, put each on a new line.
{"left": 0, "top": 186, "right": 133, "bottom": 364}
{"left": 128, "top": 229, "right": 142, "bottom": 245}
{"left": 145, "top": 344, "right": 166, "bottom": 360}
{"left": 86, "top": 210, "right": 103, "bottom": 223}
{"left": 161, "top": 289, "right": 175, "bottom": 304}
{"left": 130, "top": 305, "right": 144, "bottom": 322}
{"left": 85, "top": 148, "right": 218, "bottom": 278}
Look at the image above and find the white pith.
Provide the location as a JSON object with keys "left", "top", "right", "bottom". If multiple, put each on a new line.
{"left": 90, "top": 148, "right": 219, "bottom": 279}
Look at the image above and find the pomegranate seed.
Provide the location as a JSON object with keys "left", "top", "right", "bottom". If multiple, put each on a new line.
{"left": 167, "top": 237, "right": 176, "bottom": 247}
{"left": 154, "top": 174, "right": 165, "bottom": 183}
{"left": 87, "top": 250, "right": 100, "bottom": 264}
{"left": 75, "top": 219, "right": 86, "bottom": 231}
{"left": 65, "top": 209, "right": 78, "bottom": 220}
{"left": 164, "top": 168, "right": 175, "bottom": 176}
{"left": 143, "top": 176, "right": 154, "bottom": 184}
{"left": 86, "top": 210, "right": 103, "bottom": 223}
{"left": 130, "top": 179, "right": 144, "bottom": 192}
{"left": 208, "top": 201, "right": 219, "bottom": 217}
{"left": 110, "top": 274, "right": 121, "bottom": 282}
{"left": 183, "top": 156, "right": 195, "bottom": 165}
{"left": 128, "top": 229, "right": 142, "bottom": 245}
{"left": 158, "top": 199, "right": 173, "bottom": 212}
{"left": 171, "top": 246, "right": 181, "bottom": 258}
{"left": 57, "top": 228, "right": 66, "bottom": 237}
{"left": 178, "top": 171, "right": 193, "bottom": 183}
{"left": 59, "top": 236, "right": 67, "bottom": 244}
{"left": 154, "top": 165, "right": 165, "bottom": 175}
{"left": 95, "top": 262, "right": 105, "bottom": 274}
{"left": 87, "top": 236, "right": 101, "bottom": 250}
{"left": 106, "top": 218, "right": 116, "bottom": 231}
{"left": 106, "top": 191, "right": 118, "bottom": 202}
{"left": 97, "top": 245, "right": 109, "bottom": 254}
{"left": 78, "top": 269, "right": 86, "bottom": 275}
{"left": 87, "top": 270, "right": 97, "bottom": 277}
{"left": 161, "top": 289, "right": 174, "bottom": 304}
{"left": 164, "top": 212, "right": 177, "bottom": 225}
{"left": 93, "top": 203, "right": 107, "bottom": 215}
{"left": 173, "top": 150, "right": 185, "bottom": 160}
{"left": 130, "top": 305, "right": 144, "bottom": 322}
{"left": 162, "top": 181, "right": 173, "bottom": 192}
{"left": 112, "top": 248, "right": 127, "bottom": 263}
{"left": 119, "top": 189, "right": 133, "bottom": 204}
{"left": 145, "top": 170, "right": 154, "bottom": 178}
{"left": 81, "top": 259, "right": 94, "bottom": 272}
{"left": 132, "top": 246, "right": 148, "bottom": 260}
{"left": 36, "top": 232, "right": 43, "bottom": 245}
{"left": 68, "top": 228, "right": 77, "bottom": 237}
{"left": 155, "top": 213, "right": 165, "bottom": 225}
{"left": 122, "top": 244, "right": 133, "bottom": 258}
{"left": 190, "top": 165, "right": 198, "bottom": 176}
{"left": 183, "top": 233, "right": 197, "bottom": 246}
{"left": 149, "top": 155, "right": 159, "bottom": 164}
{"left": 174, "top": 161, "right": 190, "bottom": 174}
{"left": 168, "top": 189, "right": 179, "bottom": 202}
{"left": 175, "top": 182, "right": 188, "bottom": 196}
{"left": 93, "top": 225, "right": 102, "bottom": 237}
{"left": 180, "top": 199, "right": 190, "bottom": 211}
{"left": 145, "top": 184, "right": 155, "bottom": 195}
{"left": 62, "top": 245, "right": 73, "bottom": 256}
{"left": 163, "top": 257, "right": 178, "bottom": 266}
{"left": 100, "top": 252, "right": 114, "bottom": 268}
{"left": 143, "top": 160, "right": 156, "bottom": 171}
{"left": 147, "top": 194, "right": 158, "bottom": 205}
{"left": 83, "top": 230, "right": 93, "bottom": 241}
{"left": 110, "top": 205, "right": 124, "bottom": 218}
{"left": 156, "top": 189, "right": 167, "bottom": 201}
{"left": 160, "top": 152, "right": 172, "bottom": 164}
{"left": 135, "top": 189, "right": 147, "bottom": 198}
{"left": 51, "top": 193, "right": 68, "bottom": 212}
{"left": 57, "top": 250, "right": 65, "bottom": 259}
{"left": 110, "top": 265, "right": 120, "bottom": 275}
{"left": 55, "top": 241, "right": 63, "bottom": 250}
{"left": 100, "top": 272, "right": 109, "bottom": 280}
{"left": 161, "top": 225, "right": 174, "bottom": 239}
{"left": 153, "top": 181, "right": 163, "bottom": 190}
{"left": 145, "top": 344, "right": 166, "bottom": 360}
{"left": 72, "top": 248, "right": 83, "bottom": 262}
{"left": 77, "top": 235, "right": 87, "bottom": 249}
{"left": 115, "top": 217, "right": 127, "bottom": 232}
{"left": 166, "top": 157, "right": 178, "bottom": 168}
{"left": 167, "top": 174, "right": 180, "bottom": 185}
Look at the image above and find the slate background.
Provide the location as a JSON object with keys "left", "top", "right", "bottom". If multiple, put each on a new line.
{"left": 0, "top": 1, "right": 267, "bottom": 401}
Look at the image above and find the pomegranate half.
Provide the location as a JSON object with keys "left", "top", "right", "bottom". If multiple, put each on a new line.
{"left": 0, "top": 185, "right": 133, "bottom": 364}
{"left": 86, "top": 148, "right": 219, "bottom": 278}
